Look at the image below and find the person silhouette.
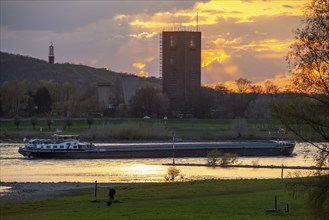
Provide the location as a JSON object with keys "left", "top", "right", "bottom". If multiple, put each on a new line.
{"left": 108, "top": 188, "right": 116, "bottom": 206}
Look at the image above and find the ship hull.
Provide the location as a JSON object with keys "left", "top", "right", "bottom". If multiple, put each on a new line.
{"left": 18, "top": 141, "right": 295, "bottom": 159}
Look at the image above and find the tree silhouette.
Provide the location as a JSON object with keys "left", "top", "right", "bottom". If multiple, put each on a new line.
{"left": 46, "top": 116, "right": 52, "bottom": 130}
{"left": 30, "top": 116, "right": 37, "bottom": 129}
{"left": 65, "top": 117, "right": 73, "bottom": 129}
{"left": 282, "top": 0, "right": 329, "bottom": 218}
{"left": 287, "top": 0, "right": 329, "bottom": 95}
{"left": 129, "top": 87, "right": 169, "bottom": 117}
{"left": 235, "top": 78, "right": 252, "bottom": 93}
{"left": 35, "top": 87, "right": 52, "bottom": 115}
{"left": 87, "top": 116, "right": 93, "bottom": 128}
{"left": 285, "top": 0, "right": 329, "bottom": 163}
{"left": 14, "top": 115, "right": 21, "bottom": 129}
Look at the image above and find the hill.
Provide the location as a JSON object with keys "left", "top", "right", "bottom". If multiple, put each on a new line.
{"left": 0, "top": 51, "right": 161, "bottom": 89}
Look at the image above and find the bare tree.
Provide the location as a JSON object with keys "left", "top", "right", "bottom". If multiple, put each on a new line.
{"left": 287, "top": 0, "right": 329, "bottom": 95}
{"left": 214, "top": 83, "right": 230, "bottom": 94}
{"left": 264, "top": 81, "right": 279, "bottom": 94}
{"left": 235, "top": 78, "right": 252, "bottom": 93}
{"left": 166, "top": 166, "right": 181, "bottom": 181}
{"left": 285, "top": 0, "right": 329, "bottom": 161}
{"left": 281, "top": 0, "right": 329, "bottom": 218}
{"left": 250, "top": 84, "right": 263, "bottom": 94}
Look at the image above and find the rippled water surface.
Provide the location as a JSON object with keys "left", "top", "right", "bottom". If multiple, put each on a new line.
{"left": 0, "top": 142, "right": 318, "bottom": 183}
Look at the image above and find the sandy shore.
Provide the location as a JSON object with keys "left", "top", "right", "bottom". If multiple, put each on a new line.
{"left": 0, "top": 182, "right": 123, "bottom": 202}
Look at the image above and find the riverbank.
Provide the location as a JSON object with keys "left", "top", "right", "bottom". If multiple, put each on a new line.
{"left": 0, "top": 118, "right": 296, "bottom": 142}
{"left": 0, "top": 182, "right": 127, "bottom": 202}
{"left": 0, "top": 179, "right": 313, "bottom": 220}
{"left": 163, "top": 163, "right": 329, "bottom": 170}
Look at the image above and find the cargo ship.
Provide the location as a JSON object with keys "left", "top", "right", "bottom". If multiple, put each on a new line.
{"left": 18, "top": 135, "right": 295, "bottom": 159}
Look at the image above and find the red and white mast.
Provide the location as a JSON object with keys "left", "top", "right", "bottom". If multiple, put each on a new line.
{"left": 48, "top": 42, "right": 55, "bottom": 64}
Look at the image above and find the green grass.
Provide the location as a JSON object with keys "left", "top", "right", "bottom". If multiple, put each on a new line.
{"left": 0, "top": 179, "right": 312, "bottom": 220}
{"left": 0, "top": 118, "right": 293, "bottom": 141}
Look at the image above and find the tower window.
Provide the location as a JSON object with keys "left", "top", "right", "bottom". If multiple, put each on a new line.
{"left": 170, "top": 36, "right": 176, "bottom": 49}
{"left": 170, "top": 58, "right": 175, "bottom": 65}
{"left": 170, "top": 57, "right": 177, "bottom": 70}
{"left": 190, "top": 36, "right": 196, "bottom": 49}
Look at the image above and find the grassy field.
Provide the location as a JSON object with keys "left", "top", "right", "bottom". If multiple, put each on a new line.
{"left": 0, "top": 118, "right": 290, "bottom": 141}
{"left": 0, "top": 179, "right": 312, "bottom": 220}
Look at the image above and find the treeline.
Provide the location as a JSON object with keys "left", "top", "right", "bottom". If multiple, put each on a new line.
{"left": 0, "top": 79, "right": 285, "bottom": 120}
{"left": 128, "top": 78, "right": 283, "bottom": 119}
{"left": 0, "top": 80, "right": 100, "bottom": 118}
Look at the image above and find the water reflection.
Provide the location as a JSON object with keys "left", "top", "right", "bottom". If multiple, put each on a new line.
{"left": 0, "top": 143, "right": 319, "bottom": 183}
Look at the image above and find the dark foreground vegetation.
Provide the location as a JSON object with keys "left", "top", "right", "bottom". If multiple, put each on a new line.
{"left": 0, "top": 179, "right": 314, "bottom": 220}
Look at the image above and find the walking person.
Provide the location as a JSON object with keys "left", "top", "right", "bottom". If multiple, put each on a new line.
{"left": 107, "top": 188, "right": 116, "bottom": 206}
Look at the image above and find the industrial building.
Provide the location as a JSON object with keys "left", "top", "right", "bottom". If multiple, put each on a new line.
{"left": 97, "top": 82, "right": 112, "bottom": 108}
{"left": 161, "top": 30, "right": 201, "bottom": 113}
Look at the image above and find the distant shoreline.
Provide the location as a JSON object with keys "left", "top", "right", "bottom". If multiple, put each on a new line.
{"left": 162, "top": 163, "right": 329, "bottom": 170}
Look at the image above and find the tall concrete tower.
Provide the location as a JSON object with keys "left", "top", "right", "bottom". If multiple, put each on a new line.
{"left": 161, "top": 31, "right": 201, "bottom": 112}
{"left": 48, "top": 42, "right": 55, "bottom": 64}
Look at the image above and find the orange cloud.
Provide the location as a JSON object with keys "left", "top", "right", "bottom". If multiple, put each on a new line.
{"left": 128, "top": 32, "right": 157, "bottom": 39}
{"left": 260, "top": 74, "right": 293, "bottom": 90}
{"left": 129, "top": 0, "right": 304, "bottom": 30}
{"left": 202, "top": 49, "right": 230, "bottom": 67}
{"left": 224, "top": 65, "right": 239, "bottom": 76}
{"left": 234, "top": 39, "right": 292, "bottom": 53}
{"left": 204, "top": 81, "right": 238, "bottom": 92}
{"left": 195, "top": 0, "right": 304, "bottom": 23}
{"left": 126, "top": 0, "right": 307, "bottom": 84}
{"left": 133, "top": 62, "right": 148, "bottom": 78}
{"left": 133, "top": 62, "right": 145, "bottom": 69}
{"left": 204, "top": 74, "right": 293, "bottom": 93}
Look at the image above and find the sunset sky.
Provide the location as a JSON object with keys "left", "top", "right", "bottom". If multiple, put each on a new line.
{"left": 0, "top": 0, "right": 308, "bottom": 87}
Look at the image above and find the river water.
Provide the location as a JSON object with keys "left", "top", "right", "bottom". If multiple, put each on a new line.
{"left": 0, "top": 142, "right": 318, "bottom": 183}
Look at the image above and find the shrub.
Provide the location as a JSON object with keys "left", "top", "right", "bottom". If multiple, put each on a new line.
{"left": 251, "top": 160, "right": 260, "bottom": 166}
{"left": 220, "top": 153, "right": 238, "bottom": 165}
{"left": 206, "top": 149, "right": 222, "bottom": 166}
{"left": 206, "top": 150, "right": 238, "bottom": 166}
{"left": 165, "top": 166, "right": 181, "bottom": 181}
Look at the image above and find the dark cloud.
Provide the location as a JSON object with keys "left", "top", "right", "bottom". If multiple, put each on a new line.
{"left": 0, "top": 1, "right": 197, "bottom": 31}
{"left": 230, "top": 50, "right": 286, "bottom": 82}
{"left": 204, "top": 15, "right": 300, "bottom": 43}
{"left": 248, "top": 15, "right": 301, "bottom": 39}
{"left": 0, "top": 0, "right": 305, "bottom": 84}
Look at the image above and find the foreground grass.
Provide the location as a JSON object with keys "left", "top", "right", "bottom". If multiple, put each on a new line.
{"left": 0, "top": 179, "right": 311, "bottom": 220}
